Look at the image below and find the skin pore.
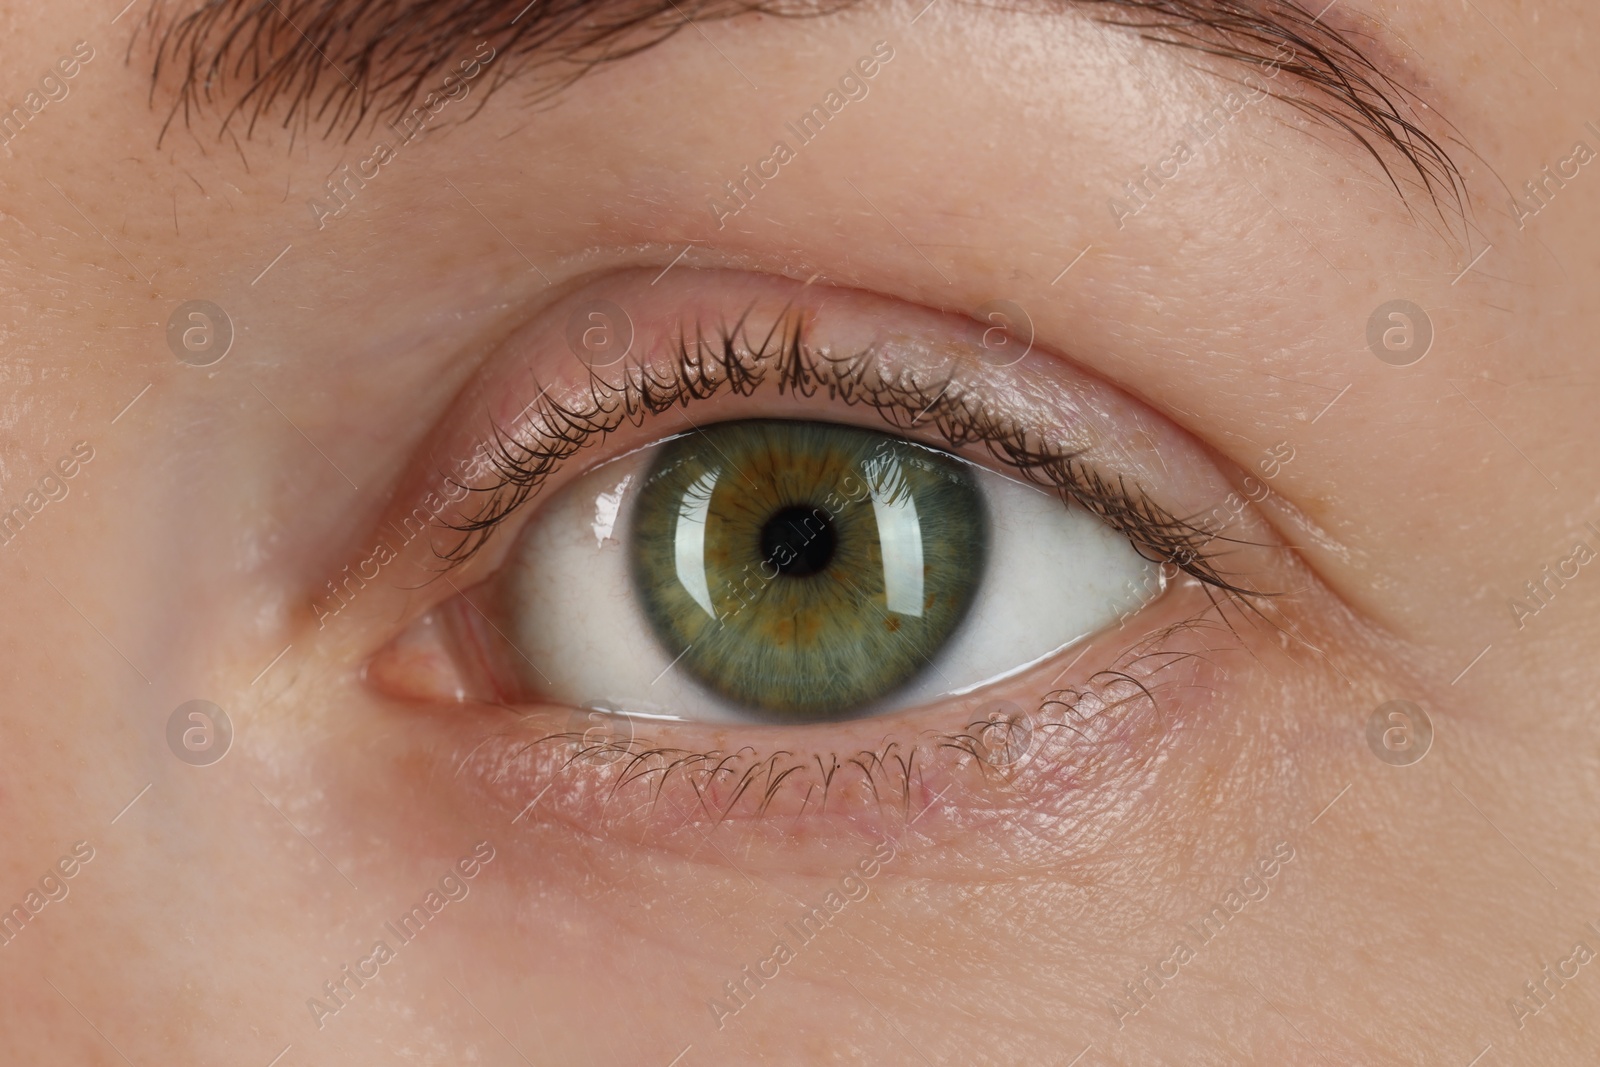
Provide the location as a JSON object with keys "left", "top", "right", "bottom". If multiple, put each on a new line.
{"left": 1, "top": 0, "right": 1598, "bottom": 1064}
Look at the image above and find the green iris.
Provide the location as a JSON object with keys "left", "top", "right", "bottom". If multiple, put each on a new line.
{"left": 630, "top": 419, "right": 988, "bottom": 720}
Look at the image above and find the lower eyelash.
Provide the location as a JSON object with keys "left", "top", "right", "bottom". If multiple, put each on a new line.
{"left": 477, "top": 607, "right": 1238, "bottom": 826}
{"left": 438, "top": 306, "right": 1265, "bottom": 607}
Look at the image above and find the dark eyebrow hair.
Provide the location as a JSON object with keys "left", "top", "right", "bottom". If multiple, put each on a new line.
{"left": 141, "top": 0, "right": 1465, "bottom": 214}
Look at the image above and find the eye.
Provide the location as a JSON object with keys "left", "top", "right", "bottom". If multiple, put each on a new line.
{"left": 495, "top": 417, "right": 1161, "bottom": 724}
{"left": 361, "top": 268, "right": 1268, "bottom": 834}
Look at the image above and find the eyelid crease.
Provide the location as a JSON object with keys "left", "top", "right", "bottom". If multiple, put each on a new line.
{"left": 435, "top": 307, "right": 1272, "bottom": 611}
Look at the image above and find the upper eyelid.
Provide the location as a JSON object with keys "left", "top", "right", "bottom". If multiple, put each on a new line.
{"left": 431, "top": 303, "right": 1271, "bottom": 607}
{"left": 144, "top": 0, "right": 1464, "bottom": 219}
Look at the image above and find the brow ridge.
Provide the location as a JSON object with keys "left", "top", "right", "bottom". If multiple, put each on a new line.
{"left": 139, "top": 0, "right": 1467, "bottom": 216}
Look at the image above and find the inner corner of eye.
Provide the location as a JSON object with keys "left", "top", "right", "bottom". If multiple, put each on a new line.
{"left": 464, "top": 418, "right": 1162, "bottom": 725}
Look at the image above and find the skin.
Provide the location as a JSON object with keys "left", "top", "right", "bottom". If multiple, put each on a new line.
{"left": 0, "top": 0, "right": 1596, "bottom": 1063}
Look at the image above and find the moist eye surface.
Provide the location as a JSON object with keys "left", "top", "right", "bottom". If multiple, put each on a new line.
{"left": 629, "top": 419, "right": 989, "bottom": 721}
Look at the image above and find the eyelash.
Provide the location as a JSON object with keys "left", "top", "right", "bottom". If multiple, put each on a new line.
{"left": 475, "top": 625, "right": 1234, "bottom": 824}
{"left": 572, "top": 640, "right": 1214, "bottom": 808}
{"left": 438, "top": 307, "right": 1261, "bottom": 605}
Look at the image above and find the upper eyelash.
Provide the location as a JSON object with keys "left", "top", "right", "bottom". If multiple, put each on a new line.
{"left": 437, "top": 306, "right": 1267, "bottom": 605}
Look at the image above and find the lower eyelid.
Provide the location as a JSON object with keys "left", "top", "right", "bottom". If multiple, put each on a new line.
{"left": 431, "top": 579, "right": 1233, "bottom": 866}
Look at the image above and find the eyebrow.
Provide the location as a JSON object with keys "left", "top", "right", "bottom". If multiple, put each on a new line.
{"left": 142, "top": 0, "right": 1465, "bottom": 212}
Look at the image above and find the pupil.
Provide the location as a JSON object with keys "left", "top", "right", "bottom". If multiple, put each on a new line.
{"left": 759, "top": 505, "right": 836, "bottom": 578}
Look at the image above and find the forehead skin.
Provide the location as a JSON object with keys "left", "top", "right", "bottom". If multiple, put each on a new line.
{"left": 0, "top": 0, "right": 1597, "bottom": 1064}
